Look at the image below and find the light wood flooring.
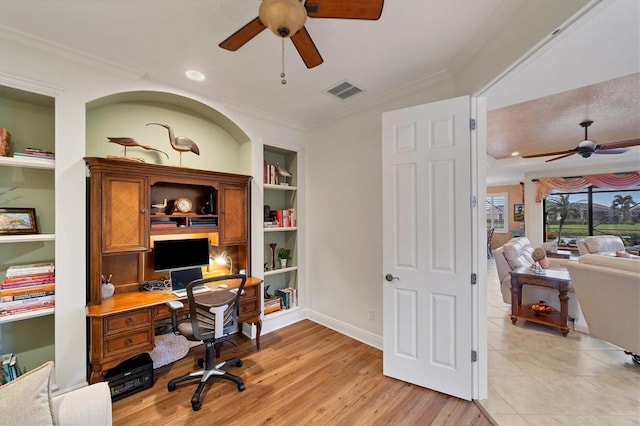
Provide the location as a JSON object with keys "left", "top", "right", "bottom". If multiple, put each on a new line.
{"left": 112, "top": 319, "right": 493, "bottom": 425}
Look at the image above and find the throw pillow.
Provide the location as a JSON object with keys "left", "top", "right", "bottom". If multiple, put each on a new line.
{"left": 0, "top": 361, "right": 55, "bottom": 426}
{"left": 616, "top": 250, "right": 631, "bottom": 259}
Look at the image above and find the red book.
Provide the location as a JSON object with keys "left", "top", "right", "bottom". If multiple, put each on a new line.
{"left": 275, "top": 209, "right": 283, "bottom": 227}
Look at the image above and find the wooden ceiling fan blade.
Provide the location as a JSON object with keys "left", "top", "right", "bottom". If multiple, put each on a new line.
{"left": 598, "top": 138, "right": 640, "bottom": 150}
{"left": 219, "top": 17, "right": 266, "bottom": 51}
{"left": 305, "top": 0, "right": 384, "bottom": 20}
{"left": 291, "top": 27, "right": 323, "bottom": 68}
{"left": 521, "top": 149, "right": 576, "bottom": 159}
{"left": 546, "top": 152, "right": 577, "bottom": 162}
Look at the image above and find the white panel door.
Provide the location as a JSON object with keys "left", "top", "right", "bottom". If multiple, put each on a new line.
{"left": 382, "top": 96, "right": 475, "bottom": 400}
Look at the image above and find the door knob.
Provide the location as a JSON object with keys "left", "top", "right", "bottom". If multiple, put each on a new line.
{"left": 385, "top": 274, "right": 399, "bottom": 282}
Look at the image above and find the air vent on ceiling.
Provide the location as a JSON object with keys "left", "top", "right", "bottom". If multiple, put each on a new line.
{"left": 324, "top": 81, "right": 363, "bottom": 100}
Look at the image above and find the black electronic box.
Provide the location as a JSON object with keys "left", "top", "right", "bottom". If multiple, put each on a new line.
{"left": 104, "top": 353, "right": 153, "bottom": 401}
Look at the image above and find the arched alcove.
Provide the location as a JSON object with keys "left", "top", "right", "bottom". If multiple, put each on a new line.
{"left": 86, "top": 91, "right": 251, "bottom": 174}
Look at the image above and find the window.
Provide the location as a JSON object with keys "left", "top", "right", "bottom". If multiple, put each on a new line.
{"left": 486, "top": 193, "right": 508, "bottom": 233}
{"left": 543, "top": 185, "right": 640, "bottom": 247}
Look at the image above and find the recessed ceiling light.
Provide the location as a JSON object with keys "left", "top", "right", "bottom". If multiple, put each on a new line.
{"left": 511, "top": 152, "right": 520, "bottom": 157}
{"left": 185, "top": 70, "right": 205, "bottom": 82}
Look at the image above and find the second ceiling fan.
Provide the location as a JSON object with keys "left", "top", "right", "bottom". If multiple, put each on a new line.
{"left": 219, "top": 0, "right": 384, "bottom": 69}
{"left": 522, "top": 120, "right": 640, "bottom": 162}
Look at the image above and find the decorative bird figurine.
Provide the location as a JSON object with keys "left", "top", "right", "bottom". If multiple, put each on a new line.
{"left": 275, "top": 162, "right": 292, "bottom": 185}
{"left": 151, "top": 198, "right": 167, "bottom": 214}
{"left": 146, "top": 123, "right": 200, "bottom": 167}
{"left": 107, "top": 137, "right": 169, "bottom": 160}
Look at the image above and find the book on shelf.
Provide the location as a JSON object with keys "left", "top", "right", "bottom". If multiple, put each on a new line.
{"left": 264, "top": 297, "right": 282, "bottom": 314}
{"left": 269, "top": 209, "right": 295, "bottom": 228}
{"left": 0, "top": 275, "right": 56, "bottom": 289}
{"left": 150, "top": 222, "right": 178, "bottom": 229}
{"left": 13, "top": 152, "right": 55, "bottom": 160}
{"left": 0, "top": 297, "right": 55, "bottom": 316}
{"left": 5, "top": 262, "right": 55, "bottom": 277}
{"left": 1, "top": 288, "right": 55, "bottom": 302}
{"left": 188, "top": 217, "right": 218, "bottom": 227}
{"left": 0, "top": 353, "right": 20, "bottom": 384}
{"left": 276, "top": 287, "right": 297, "bottom": 309}
{"left": 1, "top": 283, "right": 55, "bottom": 296}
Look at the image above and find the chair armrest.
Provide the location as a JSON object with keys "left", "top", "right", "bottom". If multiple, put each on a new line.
{"left": 166, "top": 300, "right": 184, "bottom": 334}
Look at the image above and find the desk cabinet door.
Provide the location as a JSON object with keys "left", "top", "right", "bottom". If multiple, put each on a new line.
{"left": 219, "top": 183, "right": 248, "bottom": 245}
{"left": 102, "top": 174, "right": 149, "bottom": 253}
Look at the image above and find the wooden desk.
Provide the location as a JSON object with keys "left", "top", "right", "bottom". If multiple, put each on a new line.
{"left": 509, "top": 267, "right": 571, "bottom": 336}
{"left": 86, "top": 276, "right": 262, "bottom": 384}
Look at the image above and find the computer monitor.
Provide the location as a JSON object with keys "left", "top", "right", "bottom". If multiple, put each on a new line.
{"left": 153, "top": 237, "right": 209, "bottom": 272}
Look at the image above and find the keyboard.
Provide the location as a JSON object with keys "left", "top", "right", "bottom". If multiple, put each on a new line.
{"left": 172, "top": 286, "right": 210, "bottom": 297}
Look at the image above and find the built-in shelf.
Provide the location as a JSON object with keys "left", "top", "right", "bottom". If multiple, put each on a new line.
{"left": 0, "top": 234, "right": 55, "bottom": 243}
{"left": 264, "top": 305, "right": 300, "bottom": 318}
{"left": 0, "top": 308, "right": 54, "bottom": 325}
{"left": 264, "top": 266, "right": 298, "bottom": 277}
{"left": 0, "top": 156, "right": 54, "bottom": 170}
{"left": 264, "top": 227, "right": 297, "bottom": 232}
{"left": 264, "top": 183, "right": 297, "bottom": 191}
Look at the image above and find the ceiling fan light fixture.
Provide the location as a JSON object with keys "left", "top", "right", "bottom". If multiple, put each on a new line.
{"left": 259, "top": 0, "right": 307, "bottom": 38}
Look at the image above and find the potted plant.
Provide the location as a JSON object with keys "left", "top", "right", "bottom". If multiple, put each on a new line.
{"left": 277, "top": 248, "right": 291, "bottom": 268}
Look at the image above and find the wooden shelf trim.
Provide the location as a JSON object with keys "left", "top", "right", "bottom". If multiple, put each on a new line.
{"left": 0, "top": 308, "right": 54, "bottom": 324}
{"left": 0, "top": 156, "right": 54, "bottom": 169}
{"left": 0, "top": 234, "right": 55, "bottom": 243}
{"left": 264, "top": 266, "right": 298, "bottom": 276}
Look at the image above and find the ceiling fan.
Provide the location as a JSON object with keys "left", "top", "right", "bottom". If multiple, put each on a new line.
{"left": 522, "top": 120, "right": 640, "bottom": 163}
{"left": 219, "top": 0, "right": 384, "bottom": 69}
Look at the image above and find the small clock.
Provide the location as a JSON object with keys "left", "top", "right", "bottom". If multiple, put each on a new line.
{"left": 173, "top": 197, "right": 193, "bottom": 213}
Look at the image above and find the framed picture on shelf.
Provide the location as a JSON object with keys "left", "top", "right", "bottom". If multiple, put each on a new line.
{"left": 514, "top": 204, "right": 525, "bottom": 222}
{"left": 0, "top": 208, "right": 38, "bottom": 234}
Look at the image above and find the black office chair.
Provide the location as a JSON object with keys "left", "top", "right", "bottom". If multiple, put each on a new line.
{"left": 166, "top": 274, "right": 247, "bottom": 411}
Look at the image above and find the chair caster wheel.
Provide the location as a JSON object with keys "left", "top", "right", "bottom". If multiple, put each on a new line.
{"left": 197, "top": 358, "right": 204, "bottom": 368}
{"left": 236, "top": 360, "right": 243, "bottom": 367}
{"left": 168, "top": 382, "right": 176, "bottom": 392}
{"left": 191, "top": 402, "right": 201, "bottom": 411}
{"left": 238, "top": 383, "right": 245, "bottom": 392}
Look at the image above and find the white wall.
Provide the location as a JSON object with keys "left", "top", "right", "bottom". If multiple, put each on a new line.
{"left": 304, "top": 76, "right": 456, "bottom": 345}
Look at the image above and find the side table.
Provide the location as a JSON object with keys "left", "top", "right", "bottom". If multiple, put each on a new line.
{"left": 510, "top": 266, "right": 572, "bottom": 336}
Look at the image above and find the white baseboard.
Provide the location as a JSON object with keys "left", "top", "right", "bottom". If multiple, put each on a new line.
{"left": 306, "top": 310, "right": 382, "bottom": 350}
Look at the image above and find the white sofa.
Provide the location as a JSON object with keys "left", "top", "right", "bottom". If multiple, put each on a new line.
{"left": 576, "top": 235, "right": 625, "bottom": 256}
{"left": 493, "top": 237, "right": 587, "bottom": 331}
{"left": 0, "top": 361, "right": 112, "bottom": 425}
{"left": 566, "top": 254, "right": 640, "bottom": 362}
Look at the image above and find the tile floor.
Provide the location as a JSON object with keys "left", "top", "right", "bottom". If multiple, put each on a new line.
{"left": 480, "top": 258, "right": 640, "bottom": 425}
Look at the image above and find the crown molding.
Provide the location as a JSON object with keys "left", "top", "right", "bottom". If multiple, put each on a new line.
{"left": 0, "top": 25, "right": 144, "bottom": 81}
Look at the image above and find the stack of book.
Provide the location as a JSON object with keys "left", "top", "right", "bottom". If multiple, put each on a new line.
{"left": 150, "top": 218, "right": 178, "bottom": 229}
{"left": 13, "top": 148, "right": 55, "bottom": 160}
{"left": 0, "top": 353, "right": 21, "bottom": 384}
{"left": 188, "top": 217, "right": 217, "bottom": 228}
{"left": 264, "top": 297, "right": 281, "bottom": 314}
{"left": 0, "top": 262, "right": 55, "bottom": 316}
{"left": 265, "top": 209, "right": 296, "bottom": 228}
{"left": 276, "top": 287, "right": 297, "bottom": 310}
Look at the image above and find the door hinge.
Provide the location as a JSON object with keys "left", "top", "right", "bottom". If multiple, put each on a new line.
{"left": 471, "top": 273, "right": 477, "bottom": 285}
{"left": 471, "top": 350, "right": 477, "bottom": 362}
{"left": 470, "top": 118, "right": 476, "bottom": 131}
{"left": 471, "top": 195, "right": 477, "bottom": 208}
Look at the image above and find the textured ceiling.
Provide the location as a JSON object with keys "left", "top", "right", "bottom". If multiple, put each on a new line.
{"left": 488, "top": 73, "right": 640, "bottom": 160}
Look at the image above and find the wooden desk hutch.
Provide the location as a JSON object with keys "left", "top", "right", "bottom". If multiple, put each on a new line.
{"left": 84, "top": 157, "right": 261, "bottom": 383}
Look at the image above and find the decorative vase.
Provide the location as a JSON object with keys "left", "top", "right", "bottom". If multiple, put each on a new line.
{"left": 269, "top": 243, "right": 277, "bottom": 270}
{"left": 280, "top": 258, "right": 287, "bottom": 269}
{"left": 101, "top": 281, "right": 115, "bottom": 299}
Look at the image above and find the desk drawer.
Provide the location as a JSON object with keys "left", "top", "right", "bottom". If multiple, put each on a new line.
{"left": 104, "top": 329, "right": 154, "bottom": 358}
{"left": 239, "top": 299, "right": 259, "bottom": 318}
{"left": 104, "top": 309, "right": 152, "bottom": 335}
{"left": 241, "top": 284, "right": 258, "bottom": 300}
